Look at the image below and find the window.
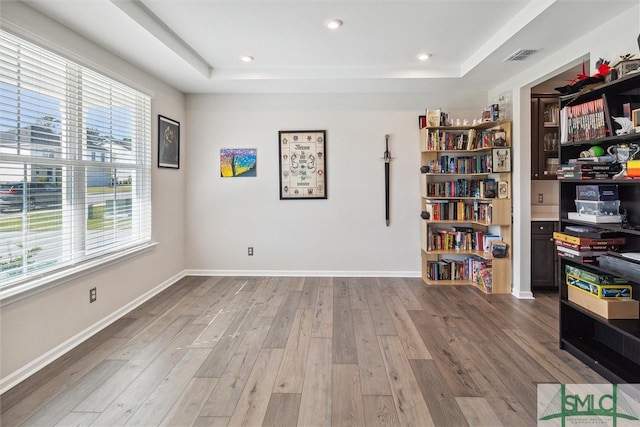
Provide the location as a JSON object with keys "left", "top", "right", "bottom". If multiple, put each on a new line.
{"left": 0, "top": 30, "right": 152, "bottom": 297}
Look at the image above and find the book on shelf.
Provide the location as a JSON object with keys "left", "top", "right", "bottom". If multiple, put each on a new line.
{"left": 568, "top": 155, "right": 616, "bottom": 163}
{"left": 435, "top": 154, "right": 492, "bottom": 174}
{"left": 556, "top": 245, "right": 610, "bottom": 257}
{"left": 426, "top": 178, "right": 490, "bottom": 198}
{"left": 426, "top": 130, "right": 470, "bottom": 151}
{"left": 621, "top": 252, "right": 640, "bottom": 261}
{"left": 483, "top": 234, "right": 501, "bottom": 253}
{"left": 480, "top": 179, "right": 497, "bottom": 198}
{"left": 424, "top": 200, "right": 483, "bottom": 222}
{"left": 561, "top": 162, "right": 621, "bottom": 172}
{"left": 556, "top": 250, "right": 598, "bottom": 264}
{"left": 558, "top": 170, "right": 617, "bottom": 180}
{"left": 473, "top": 200, "right": 492, "bottom": 223}
{"left": 556, "top": 240, "right": 620, "bottom": 252}
{"left": 465, "top": 129, "right": 475, "bottom": 150}
{"left": 491, "top": 241, "right": 508, "bottom": 258}
{"left": 478, "top": 268, "right": 493, "bottom": 293}
{"left": 424, "top": 201, "right": 448, "bottom": 221}
{"left": 452, "top": 225, "right": 475, "bottom": 233}
{"left": 469, "top": 257, "right": 491, "bottom": 288}
{"left": 427, "top": 227, "right": 485, "bottom": 252}
{"left": 553, "top": 231, "right": 626, "bottom": 246}
{"left": 563, "top": 226, "right": 621, "bottom": 239}
{"left": 426, "top": 258, "right": 471, "bottom": 281}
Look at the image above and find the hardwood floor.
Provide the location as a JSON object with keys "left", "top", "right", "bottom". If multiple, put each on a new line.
{"left": 0, "top": 276, "right": 606, "bottom": 426}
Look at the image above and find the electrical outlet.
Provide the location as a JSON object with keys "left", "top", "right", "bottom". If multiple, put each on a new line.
{"left": 248, "top": 247, "right": 254, "bottom": 256}
{"left": 538, "top": 193, "right": 544, "bottom": 203}
{"left": 89, "top": 287, "right": 97, "bottom": 303}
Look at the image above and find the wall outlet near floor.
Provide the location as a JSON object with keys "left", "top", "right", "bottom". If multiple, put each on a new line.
{"left": 538, "top": 193, "right": 544, "bottom": 203}
{"left": 89, "top": 287, "right": 97, "bottom": 303}
{"left": 248, "top": 247, "right": 254, "bottom": 256}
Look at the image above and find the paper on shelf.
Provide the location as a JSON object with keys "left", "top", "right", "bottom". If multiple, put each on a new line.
{"left": 621, "top": 252, "right": 640, "bottom": 261}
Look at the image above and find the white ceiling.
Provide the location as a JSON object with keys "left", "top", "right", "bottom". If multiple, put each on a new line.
{"left": 19, "top": 0, "right": 640, "bottom": 94}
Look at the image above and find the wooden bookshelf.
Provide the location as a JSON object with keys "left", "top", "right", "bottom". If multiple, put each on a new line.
{"left": 420, "top": 120, "right": 512, "bottom": 294}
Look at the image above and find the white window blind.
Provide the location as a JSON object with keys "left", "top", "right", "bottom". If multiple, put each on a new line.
{"left": 0, "top": 30, "right": 151, "bottom": 295}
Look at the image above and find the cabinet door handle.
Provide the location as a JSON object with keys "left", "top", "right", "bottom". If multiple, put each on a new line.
{"left": 549, "top": 237, "right": 554, "bottom": 242}
{"left": 539, "top": 226, "right": 545, "bottom": 230}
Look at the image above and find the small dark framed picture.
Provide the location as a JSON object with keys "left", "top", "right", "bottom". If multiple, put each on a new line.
{"left": 158, "top": 115, "right": 180, "bottom": 169}
{"left": 492, "top": 148, "right": 511, "bottom": 173}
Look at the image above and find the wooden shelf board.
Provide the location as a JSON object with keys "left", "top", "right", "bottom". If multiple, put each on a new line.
{"left": 561, "top": 299, "right": 640, "bottom": 340}
{"left": 421, "top": 278, "right": 504, "bottom": 295}
{"left": 422, "top": 279, "right": 473, "bottom": 286}
{"left": 420, "top": 147, "right": 503, "bottom": 154}
{"left": 560, "top": 337, "right": 640, "bottom": 383}
{"left": 423, "top": 221, "right": 492, "bottom": 227}
{"left": 422, "top": 196, "right": 498, "bottom": 201}
{"left": 423, "top": 249, "right": 492, "bottom": 258}
{"left": 423, "top": 173, "right": 491, "bottom": 177}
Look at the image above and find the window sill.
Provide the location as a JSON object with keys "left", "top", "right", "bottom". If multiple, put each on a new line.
{"left": 0, "top": 241, "right": 158, "bottom": 307}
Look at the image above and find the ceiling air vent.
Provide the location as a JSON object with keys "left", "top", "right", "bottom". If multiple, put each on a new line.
{"left": 503, "top": 49, "right": 539, "bottom": 62}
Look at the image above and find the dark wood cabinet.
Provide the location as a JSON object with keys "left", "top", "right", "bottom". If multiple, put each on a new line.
{"left": 531, "top": 94, "right": 559, "bottom": 180}
{"left": 531, "top": 221, "right": 558, "bottom": 290}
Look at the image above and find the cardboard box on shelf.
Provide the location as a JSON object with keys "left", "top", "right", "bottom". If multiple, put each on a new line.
{"left": 568, "top": 285, "right": 639, "bottom": 319}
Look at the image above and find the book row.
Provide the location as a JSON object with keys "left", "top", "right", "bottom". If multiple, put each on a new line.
{"left": 556, "top": 161, "right": 621, "bottom": 180}
{"left": 426, "top": 227, "right": 499, "bottom": 252}
{"left": 425, "top": 178, "right": 497, "bottom": 198}
{"left": 424, "top": 128, "right": 507, "bottom": 151}
{"left": 554, "top": 230, "right": 626, "bottom": 264}
{"left": 425, "top": 257, "right": 493, "bottom": 292}
{"left": 560, "top": 97, "right": 608, "bottom": 143}
{"left": 424, "top": 200, "right": 493, "bottom": 223}
{"left": 424, "top": 154, "right": 492, "bottom": 174}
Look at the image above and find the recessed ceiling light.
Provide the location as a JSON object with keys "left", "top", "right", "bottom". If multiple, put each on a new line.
{"left": 240, "top": 55, "right": 254, "bottom": 63}
{"left": 325, "top": 19, "right": 343, "bottom": 30}
{"left": 417, "top": 53, "right": 432, "bottom": 61}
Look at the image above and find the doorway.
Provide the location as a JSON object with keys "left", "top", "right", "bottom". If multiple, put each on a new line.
{"left": 529, "top": 63, "right": 585, "bottom": 292}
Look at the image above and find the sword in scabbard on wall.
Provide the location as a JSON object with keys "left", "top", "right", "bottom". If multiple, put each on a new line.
{"left": 384, "top": 134, "right": 391, "bottom": 226}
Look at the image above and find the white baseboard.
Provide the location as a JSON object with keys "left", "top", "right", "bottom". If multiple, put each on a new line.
{"left": 184, "top": 269, "right": 421, "bottom": 278}
{"left": 0, "top": 270, "right": 186, "bottom": 395}
{"left": 513, "top": 289, "right": 535, "bottom": 299}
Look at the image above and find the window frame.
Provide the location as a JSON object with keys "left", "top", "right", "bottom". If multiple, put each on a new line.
{"left": 0, "top": 30, "right": 154, "bottom": 305}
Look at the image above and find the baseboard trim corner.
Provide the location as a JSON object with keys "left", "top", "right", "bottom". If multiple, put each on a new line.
{"left": 0, "top": 270, "right": 187, "bottom": 395}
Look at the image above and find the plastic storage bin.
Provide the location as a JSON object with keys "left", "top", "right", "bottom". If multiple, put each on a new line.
{"left": 575, "top": 184, "right": 619, "bottom": 201}
{"left": 575, "top": 199, "right": 620, "bottom": 216}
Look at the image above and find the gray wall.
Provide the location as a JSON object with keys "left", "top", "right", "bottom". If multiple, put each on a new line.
{"left": 0, "top": 3, "right": 187, "bottom": 391}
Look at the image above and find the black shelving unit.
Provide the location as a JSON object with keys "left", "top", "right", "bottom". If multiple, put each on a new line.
{"left": 558, "top": 72, "right": 640, "bottom": 383}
